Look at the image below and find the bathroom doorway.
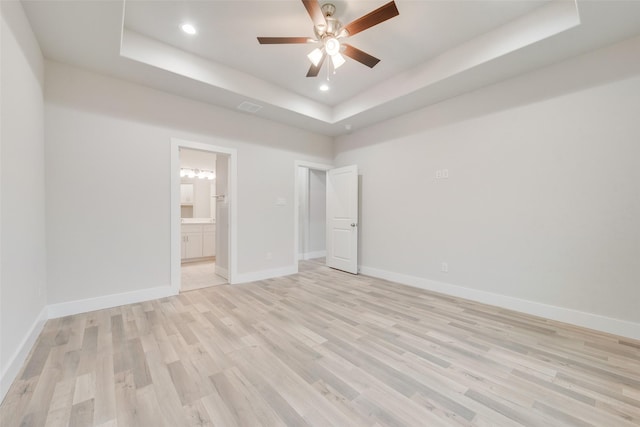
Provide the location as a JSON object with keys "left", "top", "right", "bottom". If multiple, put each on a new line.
{"left": 171, "top": 139, "right": 237, "bottom": 293}
{"left": 179, "top": 148, "right": 227, "bottom": 291}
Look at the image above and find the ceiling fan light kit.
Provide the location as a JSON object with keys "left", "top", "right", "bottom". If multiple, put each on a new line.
{"left": 331, "top": 52, "right": 346, "bottom": 69}
{"left": 307, "top": 48, "right": 324, "bottom": 66}
{"left": 324, "top": 36, "right": 340, "bottom": 56}
{"left": 257, "top": 0, "right": 399, "bottom": 77}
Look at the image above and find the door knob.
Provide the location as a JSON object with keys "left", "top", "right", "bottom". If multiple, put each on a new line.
{"left": 351, "top": 223, "right": 357, "bottom": 227}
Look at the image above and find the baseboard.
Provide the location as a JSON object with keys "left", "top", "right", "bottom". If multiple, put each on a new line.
{"left": 47, "top": 285, "right": 178, "bottom": 319}
{"left": 303, "top": 250, "right": 326, "bottom": 260}
{"left": 360, "top": 265, "right": 640, "bottom": 341}
{"left": 298, "top": 251, "right": 326, "bottom": 261}
{"left": 215, "top": 265, "right": 229, "bottom": 280}
{"left": 1, "top": 306, "right": 48, "bottom": 403}
{"left": 234, "top": 265, "right": 298, "bottom": 284}
{"left": 181, "top": 256, "right": 215, "bottom": 264}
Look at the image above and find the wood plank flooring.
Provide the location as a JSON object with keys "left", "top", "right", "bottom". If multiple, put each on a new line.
{"left": 2, "top": 260, "right": 639, "bottom": 426}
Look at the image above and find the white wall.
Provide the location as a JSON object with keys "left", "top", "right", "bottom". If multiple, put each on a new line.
{"left": 44, "top": 61, "right": 333, "bottom": 305}
{"left": 334, "top": 36, "right": 640, "bottom": 332}
{"left": 0, "top": 0, "right": 47, "bottom": 398}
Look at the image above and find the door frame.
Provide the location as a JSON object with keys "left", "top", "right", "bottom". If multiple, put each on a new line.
{"left": 171, "top": 138, "right": 238, "bottom": 292}
{"left": 293, "top": 160, "right": 333, "bottom": 274}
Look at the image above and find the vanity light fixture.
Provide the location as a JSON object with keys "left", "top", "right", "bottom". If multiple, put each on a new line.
{"left": 180, "top": 168, "right": 215, "bottom": 180}
{"left": 180, "top": 168, "right": 196, "bottom": 178}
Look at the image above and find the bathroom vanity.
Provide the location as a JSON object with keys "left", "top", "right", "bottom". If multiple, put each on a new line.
{"left": 181, "top": 218, "right": 215, "bottom": 261}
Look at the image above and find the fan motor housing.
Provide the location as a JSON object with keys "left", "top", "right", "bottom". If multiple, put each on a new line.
{"left": 321, "top": 3, "right": 336, "bottom": 17}
{"left": 315, "top": 3, "right": 341, "bottom": 39}
{"left": 256, "top": 0, "right": 399, "bottom": 77}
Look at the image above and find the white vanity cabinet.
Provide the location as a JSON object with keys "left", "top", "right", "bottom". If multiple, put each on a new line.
{"left": 181, "top": 223, "right": 215, "bottom": 260}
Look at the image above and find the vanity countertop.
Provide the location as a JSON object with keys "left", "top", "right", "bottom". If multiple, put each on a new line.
{"left": 181, "top": 218, "right": 215, "bottom": 224}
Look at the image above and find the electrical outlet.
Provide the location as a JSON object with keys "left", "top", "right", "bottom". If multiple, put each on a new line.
{"left": 436, "top": 170, "right": 442, "bottom": 179}
{"left": 441, "top": 262, "right": 449, "bottom": 273}
{"left": 442, "top": 169, "right": 449, "bottom": 179}
{"left": 265, "top": 252, "right": 272, "bottom": 260}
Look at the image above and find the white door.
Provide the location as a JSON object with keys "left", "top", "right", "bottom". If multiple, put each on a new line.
{"left": 326, "top": 165, "right": 358, "bottom": 274}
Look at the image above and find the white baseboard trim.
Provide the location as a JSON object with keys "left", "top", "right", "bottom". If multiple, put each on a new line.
{"left": 298, "top": 251, "right": 326, "bottom": 261}
{"left": 234, "top": 265, "right": 298, "bottom": 284}
{"left": 47, "top": 285, "right": 178, "bottom": 319}
{"left": 360, "top": 265, "right": 640, "bottom": 341}
{"left": 303, "top": 250, "right": 326, "bottom": 260}
{"left": 2, "top": 285, "right": 177, "bottom": 402}
{"left": 215, "top": 265, "right": 229, "bottom": 280}
{"left": 1, "top": 306, "right": 48, "bottom": 402}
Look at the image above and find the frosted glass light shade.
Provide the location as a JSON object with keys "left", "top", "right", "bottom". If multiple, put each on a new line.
{"left": 307, "top": 48, "right": 324, "bottom": 66}
{"left": 324, "top": 37, "right": 340, "bottom": 56}
{"left": 331, "top": 52, "right": 346, "bottom": 69}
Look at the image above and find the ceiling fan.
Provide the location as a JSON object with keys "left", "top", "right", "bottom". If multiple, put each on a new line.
{"left": 257, "top": 0, "right": 400, "bottom": 77}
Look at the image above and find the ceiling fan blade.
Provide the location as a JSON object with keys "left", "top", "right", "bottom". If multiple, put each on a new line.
{"left": 257, "top": 37, "right": 313, "bottom": 44}
{"left": 301, "top": 0, "right": 326, "bottom": 27}
{"left": 306, "top": 52, "right": 327, "bottom": 77}
{"left": 342, "top": 44, "right": 380, "bottom": 68}
{"left": 342, "top": 1, "right": 399, "bottom": 37}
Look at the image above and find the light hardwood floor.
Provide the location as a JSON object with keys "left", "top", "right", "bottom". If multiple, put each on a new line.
{"left": 1, "top": 261, "right": 639, "bottom": 426}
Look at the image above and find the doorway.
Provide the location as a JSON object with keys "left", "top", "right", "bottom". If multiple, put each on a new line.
{"left": 171, "top": 139, "right": 237, "bottom": 293}
{"left": 298, "top": 167, "right": 327, "bottom": 261}
{"left": 179, "top": 148, "right": 227, "bottom": 291}
{"left": 294, "top": 161, "right": 332, "bottom": 271}
{"left": 294, "top": 161, "right": 360, "bottom": 275}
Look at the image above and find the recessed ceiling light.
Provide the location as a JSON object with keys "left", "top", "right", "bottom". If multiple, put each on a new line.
{"left": 319, "top": 84, "right": 329, "bottom": 92}
{"left": 181, "top": 23, "right": 197, "bottom": 35}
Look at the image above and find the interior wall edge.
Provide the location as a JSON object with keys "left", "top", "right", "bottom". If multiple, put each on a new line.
{"left": 0, "top": 306, "right": 48, "bottom": 404}
{"left": 360, "top": 265, "right": 640, "bottom": 341}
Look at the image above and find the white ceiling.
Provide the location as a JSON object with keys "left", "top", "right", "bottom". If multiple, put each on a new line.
{"left": 123, "top": 0, "right": 547, "bottom": 106}
{"left": 21, "top": 0, "right": 640, "bottom": 136}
